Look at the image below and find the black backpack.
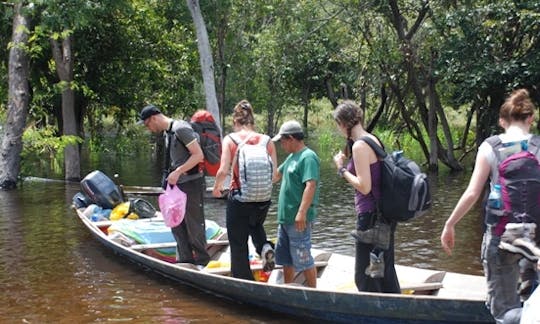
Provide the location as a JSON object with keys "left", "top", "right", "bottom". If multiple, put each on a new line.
{"left": 360, "top": 136, "right": 431, "bottom": 222}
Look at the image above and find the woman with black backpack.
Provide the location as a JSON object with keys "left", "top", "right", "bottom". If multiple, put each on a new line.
{"left": 332, "top": 100, "right": 401, "bottom": 294}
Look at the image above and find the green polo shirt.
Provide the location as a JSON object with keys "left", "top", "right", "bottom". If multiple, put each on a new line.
{"left": 277, "top": 147, "right": 320, "bottom": 224}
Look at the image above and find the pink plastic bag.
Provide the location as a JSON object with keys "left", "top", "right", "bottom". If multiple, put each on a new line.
{"left": 158, "top": 185, "right": 187, "bottom": 227}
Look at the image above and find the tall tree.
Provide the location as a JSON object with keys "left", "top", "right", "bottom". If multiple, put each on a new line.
{"left": 50, "top": 32, "right": 79, "bottom": 181}
{"left": 0, "top": 2, "right": 31, "bottom": 189}
{"left": 186, "top": 0, "right": 221, "bottom": 130}
{"left": 385, "top": 0, "right": 461, "bottom": 171}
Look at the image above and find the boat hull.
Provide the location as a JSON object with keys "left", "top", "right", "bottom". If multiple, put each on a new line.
{"left": 77, "top": 210, "right": 494, "bottom": 323}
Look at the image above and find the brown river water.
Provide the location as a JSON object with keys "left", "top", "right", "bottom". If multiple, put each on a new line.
{"left": 0, "top": 149, "right": 484, "bottom": 323}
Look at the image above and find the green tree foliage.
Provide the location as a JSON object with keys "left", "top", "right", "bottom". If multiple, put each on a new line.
{"left": 2, "top": 0, "right": 540, "bottom": 177}
{"left": 433, "top": 1, "right": 540, "bottom": 139}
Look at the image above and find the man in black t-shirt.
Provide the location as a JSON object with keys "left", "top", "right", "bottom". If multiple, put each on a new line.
{"left": 138, "top": 104, "right": 210, "bottom": 267}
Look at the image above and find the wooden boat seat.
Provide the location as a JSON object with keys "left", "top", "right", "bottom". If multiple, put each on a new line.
{"left": 400, "top": 282, "right": 443, "bottom": 293}
{"left": 316, "top": 253, "right": 447, "bottom": 295}
{"left": 401, "top": 271, "right": 446, "bottom": 295}
{"left": 263, "top": 251, "right": 332, "bottom": 285}
{"left": 129, "top": 239, "right": 229, "bottom": 251}
{"left": 204, "top": 261, "right": 329, "bottom": 277}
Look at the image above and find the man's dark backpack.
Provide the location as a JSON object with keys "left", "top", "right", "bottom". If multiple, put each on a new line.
{"left": 486, "top": 135, "right": 540, "bottom": 241}
{"left": 361, "top": 136, "right": 431, "bottom": 222}
{"left": 161, "top": 113, "right": 221, "bottom": 187}
{"left": 190, "top": 110, "right": 222, "bottom": 176}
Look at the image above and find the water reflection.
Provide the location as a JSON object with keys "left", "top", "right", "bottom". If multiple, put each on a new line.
{"left": 0, "top": 149, "right": 485, "bottom": 323}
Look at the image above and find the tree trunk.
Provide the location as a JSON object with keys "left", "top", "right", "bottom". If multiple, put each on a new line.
{"left": 476, "top": 90, "right": 505, "bottom": 147}
{"left": 0, "top": 3, "right": 31, "bottom": 190}
{"left": 324, "top": 73, "right": 338, "bottom": 108}
{"left": 387, "top": 0, "right": 463, "bottom": 171}
{"left": 460, "top": 103, "right": 476, "bottom": 150}
{"left": 51, "top": 35, "right": 80, "bottom": 181}
{"left": 186, "top": 0, "right": 221, "bottom": 131}
{"left": 215, "top": 12, "right": 228, "bottom": 131}
{"left": 302, "top": 84, "right": 310, "bottom": 138}
{"left": 366, "top": 86, "right": 387, "bottom": 133}
{"left": 427, "top": 83, "right": 439, "bottom": 172}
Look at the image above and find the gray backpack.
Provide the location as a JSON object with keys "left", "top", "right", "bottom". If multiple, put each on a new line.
{"left": 229, "top": 133, "right": 273, "bottom": 202}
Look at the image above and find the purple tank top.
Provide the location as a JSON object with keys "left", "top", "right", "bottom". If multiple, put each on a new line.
{"left": 346, "top": 159, "right": 382, "bottom": 214}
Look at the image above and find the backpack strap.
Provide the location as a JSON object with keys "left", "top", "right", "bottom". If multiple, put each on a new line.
{"left": 485, "top": 135, "right": 503, "bottom": 163}
{"left": 168, "top": 120, "right": 201, "bottom": 176}
{"left": 359, "top": 136, "right": 387, "bottom": 159}
{"left": 258, "top": 134, "right": 270, "bottom": 147}
{"left": 528, "top": 134, "right": 540, "bottom": 158}
{"left": 229, "top": 132, "right": 255, "bottom": 179}
{"left": 358, "top": 136, "right": 388, "bottom": 222}
{"left": 228, "top": 133, "right": 238, "bottom": 145}
{"left": 485, "top": 134, "right": 540, "bottom": 162}
{"left": 229, "top": 132, "right": 255, "bottom": 147}
{"left": 163, "top": 121, "right": 176, "bottom": 171}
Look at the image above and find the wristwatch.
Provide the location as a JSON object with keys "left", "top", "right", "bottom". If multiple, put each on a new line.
{"left": 338, "top": 167, "right": 347, "bottom": 177}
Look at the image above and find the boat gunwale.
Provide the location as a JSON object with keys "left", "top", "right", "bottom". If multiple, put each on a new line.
{"left": 74, "top": 207, "right": 494, "bottom": 323}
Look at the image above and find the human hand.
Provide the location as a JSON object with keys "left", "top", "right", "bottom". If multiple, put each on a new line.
{"left": 440, "top": 224, "right": 455, "bottom": 256}
{"left": 167, "top": 169, "right": 181, "bottom": 186}
{"left": 295, "top": 213, "right": 307, "bottom": 232}
{"left": 333, "top": 151, "right": 346, "bottom": 169}
{"left": 212, "top": 185, "right": 223, "bottom": 198}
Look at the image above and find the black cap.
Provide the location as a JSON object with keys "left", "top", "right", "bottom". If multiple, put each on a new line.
{"left": 137, "top": 104, "right": 161, "bottom": 125}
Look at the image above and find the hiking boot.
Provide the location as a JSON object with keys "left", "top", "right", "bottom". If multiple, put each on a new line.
{"left": 519, "top": 279, "right": 536, "bottom": 301}
{"left": 365, "top": 251, "right": 385, "bottom": 278}
{"left": 261, "top": 243, "right": 275, "bottom": 272}
{"left": 350, "top": 229, "right": 366, "bottom": 241}
{"left": 350, "top": 223, "right": 391, "bottom": 250}
{"left": 503, "top": 223, "right": 537, "bottom": 242}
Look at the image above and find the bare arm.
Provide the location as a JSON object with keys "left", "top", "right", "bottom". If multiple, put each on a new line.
{"left": 333, "top": 139, "right": 378, "bottom": 195}
{"left": 441, "top": 153, "right": 491, "bottom": 255}
{"left": 295, "top": 179, "right": 317, "bottom": 231}
{"left": 167, "top": 139, "right": 204, "bottom": 185}
{"left": 268, "top": 140, "right": 280, "bottom": 183}
{"left": 212, "top": 136, "right": 233, "bottom": 197}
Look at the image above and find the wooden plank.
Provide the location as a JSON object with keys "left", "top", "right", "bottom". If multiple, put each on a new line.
{"left": 205, "top": 261, "right": 328, "bottom": 276}
{"left": 123, "top": 185, "right": 227, "bottom": 197}
{"left": 401, "top": 271, "right": 446, "bottom": 295}
{"left": 400, "top": 282, "right": 443, "bottom": 292}
{"left": 131, "top": 239, "right": 229, "bottom": 251}
{"left": 93, "top": 218, "right": 162, "bottom": 228}
{"left": 121, "top": 185, "right": 164, "bottom": 196}
{"left": 94, "top": 220, "right": 114, "bottom": 228}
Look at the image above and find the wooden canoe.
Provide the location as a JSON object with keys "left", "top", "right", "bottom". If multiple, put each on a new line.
{"left": 74, "top": 207, "right": 494, "bottom": 323}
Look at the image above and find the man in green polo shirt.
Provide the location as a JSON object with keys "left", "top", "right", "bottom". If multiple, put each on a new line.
{"left": 272, "top": 120, "right": 320, "bottom": 288}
